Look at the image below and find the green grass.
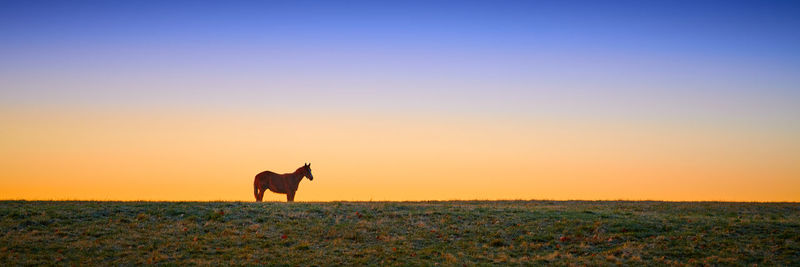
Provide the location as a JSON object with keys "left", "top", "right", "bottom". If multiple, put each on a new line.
{"left": 1, "top": 200, "right": 798, "bottom": 265}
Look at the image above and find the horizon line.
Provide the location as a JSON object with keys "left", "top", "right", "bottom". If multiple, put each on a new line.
{"left": 2, "top": 199, "right": 798, "bottom": 204}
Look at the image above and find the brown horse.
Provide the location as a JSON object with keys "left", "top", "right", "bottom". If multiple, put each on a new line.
{"left": 253, "top": 163, "right": 314, "bottom": 202}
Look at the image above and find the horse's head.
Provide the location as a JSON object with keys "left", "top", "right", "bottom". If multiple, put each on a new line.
{"left": 302, "top": 163, "right": 314, "bottom": 181}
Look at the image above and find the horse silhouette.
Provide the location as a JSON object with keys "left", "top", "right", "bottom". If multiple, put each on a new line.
{"left": 253, "top": 163, "right": 314, "bottom": 202}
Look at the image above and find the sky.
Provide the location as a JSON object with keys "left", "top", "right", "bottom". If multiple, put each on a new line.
{"left": 1, "top": 0, "right": 798, "bottom": 202}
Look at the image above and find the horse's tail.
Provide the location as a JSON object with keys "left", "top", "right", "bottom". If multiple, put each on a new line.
{"left": 253, "top": 178, "right": 260, "bottom": 201}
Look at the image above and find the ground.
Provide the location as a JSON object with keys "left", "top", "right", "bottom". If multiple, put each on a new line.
{"left": 1, "top": 200, "right": 798, "bottom": 265}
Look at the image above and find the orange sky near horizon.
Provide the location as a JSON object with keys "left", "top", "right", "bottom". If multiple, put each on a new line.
{"left": 2, "top": 105, "right": 798, "bottom": 202}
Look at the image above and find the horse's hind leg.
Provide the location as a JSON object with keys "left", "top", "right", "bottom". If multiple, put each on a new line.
{"left": 256, "top": 185, "right": 267, "bottom": 202}
{"left": 254, "top": 178, "right": 268, "bottom": 202}
{"left": 254, "top": 179, "right": 267, "bottom": 202}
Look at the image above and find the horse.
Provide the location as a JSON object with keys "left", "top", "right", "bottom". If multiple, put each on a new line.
{"left": 253, "top": 163, "right": 314, "bottom": 202}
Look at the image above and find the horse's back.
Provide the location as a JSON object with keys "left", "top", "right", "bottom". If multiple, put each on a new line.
{"left": 256, "top": 170, "right": 278, "bottom": 178}
{"left": 255, "top": 170, "right": 278, "bottom": 186}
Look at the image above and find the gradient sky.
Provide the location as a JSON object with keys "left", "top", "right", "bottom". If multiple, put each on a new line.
{"left": 1, "top": 0, "right": 798, "bottom": 201}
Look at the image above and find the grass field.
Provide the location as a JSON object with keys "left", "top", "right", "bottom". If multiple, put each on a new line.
{"left": 1, "top": 200, "right": 798, "bottom": 265}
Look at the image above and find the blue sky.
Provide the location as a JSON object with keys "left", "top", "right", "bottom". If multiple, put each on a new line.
{"left": 2, "top": 0, "right": 798, "bottom": 96}
{"left": 2, "top": 0, "right": 799, "bottom": 132}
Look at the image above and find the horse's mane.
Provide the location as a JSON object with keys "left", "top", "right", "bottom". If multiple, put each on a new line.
{"left": 295, "top": 165, "right": 309, "bottom": 174}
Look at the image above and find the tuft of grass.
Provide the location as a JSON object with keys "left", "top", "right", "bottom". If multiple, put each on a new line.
{"left": 0, "top": 200, "right": 798, "bottom": 265}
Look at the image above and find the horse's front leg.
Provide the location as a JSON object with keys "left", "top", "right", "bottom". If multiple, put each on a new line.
{"left": 287, "top": 191, "right": 296, "bottom": 202}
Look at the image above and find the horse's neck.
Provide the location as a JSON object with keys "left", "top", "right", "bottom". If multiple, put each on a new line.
{"left": 289, "top": 172, "right": 303, "bottom": 183}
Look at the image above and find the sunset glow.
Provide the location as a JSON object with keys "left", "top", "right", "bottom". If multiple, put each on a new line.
{"left": 1, "top": 1, "right": 798, "bottom": 201}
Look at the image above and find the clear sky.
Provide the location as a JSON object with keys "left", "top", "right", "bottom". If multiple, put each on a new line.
{"left": 1, "top": 0, "right": 798, "bottom": 201}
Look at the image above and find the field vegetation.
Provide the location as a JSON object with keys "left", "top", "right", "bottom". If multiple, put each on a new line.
{"left": 1, "top": 200, "right": 798, "bottom": 265}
